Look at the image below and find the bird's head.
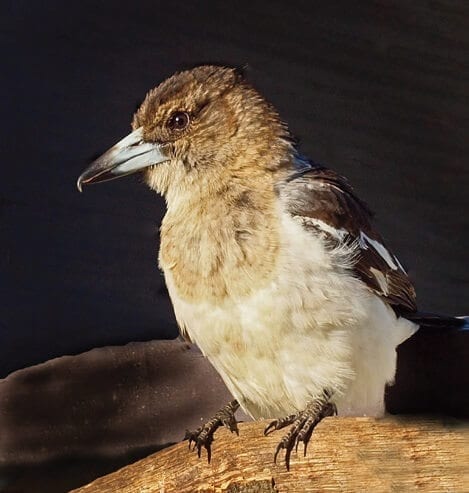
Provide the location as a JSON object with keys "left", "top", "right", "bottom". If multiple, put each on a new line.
{"left": 77, "top": 65, "right": 293, "bottom": 201}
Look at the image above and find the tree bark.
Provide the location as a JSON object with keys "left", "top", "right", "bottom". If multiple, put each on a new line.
{"left": 71, "top": 416, "right": 468, "bottom": 493}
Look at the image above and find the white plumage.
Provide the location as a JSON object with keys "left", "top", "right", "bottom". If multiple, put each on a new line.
{"left": 162, "top": 208, "right": 418, "bottom": 419}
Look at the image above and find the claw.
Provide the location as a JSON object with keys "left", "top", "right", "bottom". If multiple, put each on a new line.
{"left": 185, "top": 427, "right": 202, "bottom": 449}
{"left": 274, "top": 435, "right": 295, "bottom": 471}
{"left": 295, "top": 436, "right": 300, "bottom": 455}
{"left": 264, "top": 420, "right": 278, "bottom": 436}
{"left": 284, "top": 445, "right": 293, "bottom": 471}
{"left": 273, "top": 441, "right": 283, "bottom": 465}
{"left": 184, "top": 399, "right": 240, "bottom": 462}
{"left": 268, "top": 391, "right": 336, "bottom": 469}
{"left": 264, "top": 413, "right": 298, "bottom": 436}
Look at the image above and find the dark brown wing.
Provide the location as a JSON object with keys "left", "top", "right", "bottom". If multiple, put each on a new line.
{"left": 280, "top": 164, "right": 417, "bottom": 314}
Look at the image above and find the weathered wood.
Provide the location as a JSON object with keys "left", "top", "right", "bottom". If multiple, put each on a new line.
{"left": 71, "top": 417, "right": 468, "bottom": 492}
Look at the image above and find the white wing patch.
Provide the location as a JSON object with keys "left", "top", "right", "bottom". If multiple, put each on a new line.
{"left": 370, "top": 267, "right": 389, "bottom": 295}
{"left": 359, "top": 232, "right": 405, "bottom": 272}
{"left": 282, "top": 165, "right": 416, "bottom": 312}
{"left": 307, "top": 218, "right": 349, "bottom": 241}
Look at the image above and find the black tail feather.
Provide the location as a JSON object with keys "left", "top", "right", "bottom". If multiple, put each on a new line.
{"left": 404, "top": 312, "right": 469, "bottom": 331}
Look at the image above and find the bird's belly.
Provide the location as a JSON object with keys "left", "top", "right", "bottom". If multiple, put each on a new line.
{"left": 162, "top": 214, "right": 416, "bottom": 419}
{"left": 164, "top": 261, "right": 365, "bottom": 419}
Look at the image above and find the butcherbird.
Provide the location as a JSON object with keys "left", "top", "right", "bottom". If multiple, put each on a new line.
{"left": 78, "top": 65, "right": 468, "bottom": 468}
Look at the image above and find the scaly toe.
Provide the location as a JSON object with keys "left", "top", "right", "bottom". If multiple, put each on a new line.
{"left": 184, "top": 400, "right": 240, "bottom": 462}
{"left": 264, "top": 413, "right": 298, "bottom": 435}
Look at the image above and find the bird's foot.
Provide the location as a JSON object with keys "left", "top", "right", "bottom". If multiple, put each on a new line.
{"left": 264, "top": 390, "right": 337, "bottom": 470}
{"left": 184, "top": 399, "right": 240, "bottom": 462}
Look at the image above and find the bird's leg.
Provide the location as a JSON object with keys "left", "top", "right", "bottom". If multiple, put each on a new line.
{"left": 264, "top": 389, "right": 337, "bottom": 470}
{"left": 184, "top": 399, "right": 240, "bottom": 462}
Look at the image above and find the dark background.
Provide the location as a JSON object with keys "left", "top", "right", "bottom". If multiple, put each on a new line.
{"left": 1, "top": 0, "right": 468, "bottom": 491}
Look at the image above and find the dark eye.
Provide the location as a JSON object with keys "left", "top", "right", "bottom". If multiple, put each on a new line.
{"left": 167, "top": 111, "right": 190, "bottom": 131}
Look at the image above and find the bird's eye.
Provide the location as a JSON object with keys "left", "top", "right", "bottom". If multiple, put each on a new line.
{"left": 167, "top": 111, "right": 190, "bottom": 132}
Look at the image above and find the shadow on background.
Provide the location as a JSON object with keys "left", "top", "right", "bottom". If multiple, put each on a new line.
{"left": 0, "top": 451, "right": 165, "bottom": 493}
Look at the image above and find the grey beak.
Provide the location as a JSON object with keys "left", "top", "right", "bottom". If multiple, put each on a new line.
{"left": 77, "top": 127, "right": 169, "bottom": 191}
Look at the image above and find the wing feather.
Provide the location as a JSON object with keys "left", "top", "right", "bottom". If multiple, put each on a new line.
{"left": 280, "top": 162, "right": 417, "bottom": 314}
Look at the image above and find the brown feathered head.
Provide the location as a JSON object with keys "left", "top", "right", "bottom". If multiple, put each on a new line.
{"left": 77, "top": 65, "right": 293, "bottom": 198}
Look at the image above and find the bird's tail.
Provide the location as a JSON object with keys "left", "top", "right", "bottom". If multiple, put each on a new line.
{"left": 404, "top": 312, "right": 469, "bottom": 331}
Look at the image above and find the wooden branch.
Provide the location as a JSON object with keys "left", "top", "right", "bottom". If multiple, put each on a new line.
{"left": 71, "top": 417, "right": 468, "bottom": 492}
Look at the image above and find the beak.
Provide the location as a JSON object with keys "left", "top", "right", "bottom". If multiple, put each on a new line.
{"left": 77, "top": 127, "right": 169, "bottom": 191}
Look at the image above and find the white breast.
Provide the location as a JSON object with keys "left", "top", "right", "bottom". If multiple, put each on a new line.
{"left": 162, "top": 211, "right": 417, "bottom": 419}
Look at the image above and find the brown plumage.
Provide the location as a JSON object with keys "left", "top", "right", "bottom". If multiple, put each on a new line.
{"left": 135, "top": 67, "right": 293, "bottom": 303}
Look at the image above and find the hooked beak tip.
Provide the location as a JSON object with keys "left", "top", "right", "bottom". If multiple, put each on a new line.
{"left": 77, "top": 177, "right": 83, "bottom": 193}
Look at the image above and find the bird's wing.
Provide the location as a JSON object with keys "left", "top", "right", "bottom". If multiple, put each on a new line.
{"left": 280, "top": 161, "right": 417, "bottom": 314}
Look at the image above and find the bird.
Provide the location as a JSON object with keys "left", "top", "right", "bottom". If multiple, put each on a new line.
{"left": 77, "top": 65, "right": 468, "bottom": 468}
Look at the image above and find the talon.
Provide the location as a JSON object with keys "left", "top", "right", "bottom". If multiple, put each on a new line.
{"left": 264, "top": 420, "right": 278, "bottom": 436}
{"left": 284, "top": 444, "right": 293, "bottom": 471}
{"left": 184, "top": 399, "right": 239, "bottom": 462}
{"left": 273, "top": 441, "right": 284, "bottom": 464}
{"left": 267, "top": 391, "right": 336, "bottom": 469}
{"left": 265, "top": 413, "right": 298, "bottom": 436}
